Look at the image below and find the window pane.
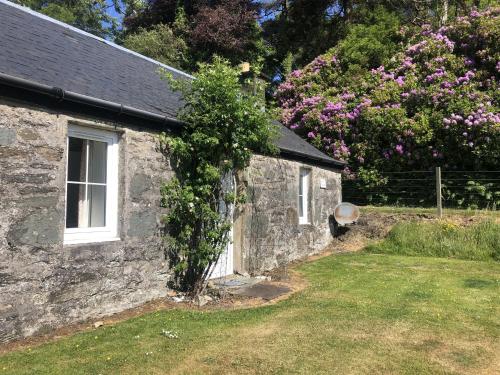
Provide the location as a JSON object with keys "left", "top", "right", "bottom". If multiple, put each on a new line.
{"left": 66, "top": 183, "right": 86, "bottom": 228}
{"left": 299, "top": 169, "right": 310, "bottom": 222}
{"left": 299, "top": 174, "right": 304, "bottom": 217}
{"left": 67, "top": 137, "right": 87, "bottom": 182}
{"left": 88, "top": 185, "right": 106, "bottom": 227}
{"left": 88, "top": 140, "right": 107, "bottom": 183}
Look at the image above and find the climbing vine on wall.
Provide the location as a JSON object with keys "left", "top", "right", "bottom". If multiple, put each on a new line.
{"left": 159, "top": 57, "right": 277, "bottom": 296}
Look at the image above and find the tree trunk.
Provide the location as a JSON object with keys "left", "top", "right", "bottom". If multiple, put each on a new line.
{"left": 341, "top": 0, "right": 351, "bottom": 21}
{"left": 441, "top": 0, "right": 448, "bottom": 25}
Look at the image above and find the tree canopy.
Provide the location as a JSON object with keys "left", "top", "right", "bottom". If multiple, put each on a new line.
{"left": 15, "top": 0, "right": 497, "bottom": 78}
{"left": 14, "top": 0, "right": 122, "bottom": 38}
{"left": 276, "top": 7, "right": 499, "bottom": 180}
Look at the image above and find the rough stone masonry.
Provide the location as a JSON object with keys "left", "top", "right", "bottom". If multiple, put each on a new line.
{"left": 234, "top": 155, "right": 342, "bottom": 274}
{"left": 0, "top": 97, "right": 342, "bottom": 343}
{"left": 0, "top": 98, "right": 173, "bottom": 343}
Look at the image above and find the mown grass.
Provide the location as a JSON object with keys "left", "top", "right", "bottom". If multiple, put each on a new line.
{"left": 1, "top": 253, "right": 499, "bottom": 374}
{"left": 365, "top": 219, "right": 500, "bottom": 261}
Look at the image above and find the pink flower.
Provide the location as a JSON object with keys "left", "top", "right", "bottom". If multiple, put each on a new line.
{"left": 407, "top": 40, "right": 427, "bottom": 55}
{"left": 395, "top": 76, "right": 405, "bottom": 86}
{"left": 302, "top": 96, "right": 323, "bottom": 107}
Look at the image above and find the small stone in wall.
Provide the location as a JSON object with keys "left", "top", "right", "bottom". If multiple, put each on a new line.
{"left": 194, "top": 295, "right": 213, "bottom": 307}
{"left": 93, "top": 321, "right": 104, "bottom": 328}
{"left": 129, "top": 173, "right": 153, "bottom": 201}
{"left": 166, "top": 290, "right": 177, "bottom": 297}
{"left": 255, "top": 275, "right": 272, "bottom": 281}
{"left": 0, "top": 128, "right": 16, "bottom": 145}
{"left": 172, "top": 296, "right": 185, "bottom": 303}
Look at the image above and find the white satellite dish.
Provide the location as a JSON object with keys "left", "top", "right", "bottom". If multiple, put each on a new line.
{"left": 333, "top": 202, "right": 360, "bottom": 226}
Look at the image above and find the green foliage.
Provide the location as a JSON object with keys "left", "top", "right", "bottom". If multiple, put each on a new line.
{"left": 444, "top": 179, "right": 500, "bottom": 209}
{"left": 159, "top": 58, "right": 277, "bottom": 295}
{"left": 366, "top": 219, "right": 500, "bottom": 261}
{"left": 118, "top": 1, "right": 494, "bottom": 80}
{"left": 277, "top": 8, "right": 500, "bottom": 208}
{"left": 15, "top": 0, "right": 120, "bottom": 38}
{"left": 122, "top": 6, "right": 193, "bottom": 70}
{"left": 281, "top": 52, "right": 294, "bottom": 77}
{"left": 123, "top": 23, "right": 191, "bottom": 70}
{"left": 260, "top": 1, "right": 492, "bottom": 82}
{"left": 337, "top": 7, "right": 403, "bottom": 75}
{"left": 123, "top": 0, "right": 267, "bottom": 70}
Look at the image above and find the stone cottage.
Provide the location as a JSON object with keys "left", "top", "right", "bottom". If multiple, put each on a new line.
{"left": 0, "top": 0, "right": 345, "bottom": 342}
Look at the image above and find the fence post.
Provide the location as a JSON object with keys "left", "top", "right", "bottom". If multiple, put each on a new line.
{"left": 436, "top": 167, "right": 443, "bottom": 218}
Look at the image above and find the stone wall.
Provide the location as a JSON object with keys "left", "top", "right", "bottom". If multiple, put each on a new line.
{"left": 0, "top": 98, "right": 173, "bottom": 342}
{"left": 234, "top": 155, "right": 342, "bottom": 274}
{"left": 0, "top": 98, "right": 342, "bottom": 343}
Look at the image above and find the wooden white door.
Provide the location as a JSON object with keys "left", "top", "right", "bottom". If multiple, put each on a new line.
{"left": 209, "top": 172, "right": 234, "bottom": 279}
{"left": 209, "top": 223, "right": 234, "bottom": 279}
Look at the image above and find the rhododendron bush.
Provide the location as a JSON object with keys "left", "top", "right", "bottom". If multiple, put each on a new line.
{"left": 277, "top": 8, "right": 500, "bottom": 187}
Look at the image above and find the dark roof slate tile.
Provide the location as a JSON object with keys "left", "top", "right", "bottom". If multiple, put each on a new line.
{"left": 0, "top": 0, "right": 344, "bottom": 168}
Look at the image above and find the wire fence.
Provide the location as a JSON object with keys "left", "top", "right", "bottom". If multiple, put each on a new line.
{"left": 342, "top": 169, "right": 500, "bottom": 211}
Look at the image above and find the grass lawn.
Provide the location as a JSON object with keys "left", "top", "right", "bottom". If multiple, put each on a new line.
{"left": 366, "top": 219, "right": 499, "bottom": 261}
{"left": 1, "top": 253, "right": 499, "bottom": 374}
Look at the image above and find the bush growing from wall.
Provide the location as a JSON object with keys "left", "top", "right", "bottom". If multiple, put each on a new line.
{"left": 159, "top": 58, "right": 277, "bottom": 296}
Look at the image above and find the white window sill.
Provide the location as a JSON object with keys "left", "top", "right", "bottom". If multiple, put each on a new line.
{"left": 63, "top": 237, "right": 121, "bottom": 246}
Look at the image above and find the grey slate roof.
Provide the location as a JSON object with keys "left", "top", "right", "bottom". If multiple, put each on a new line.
{"left": 0, "top": 0, "right": 344, "bottom": 168}
{"left": 275, "top": 125, "right": 344, "bottom": 166}
{"left": 0, "top": 0, "right": 188, "bottom": 119}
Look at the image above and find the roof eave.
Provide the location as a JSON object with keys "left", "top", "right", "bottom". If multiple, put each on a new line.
{"left": 0, "top": 72, "right": 184, "bottom": 129}
{"left": 279, "top": 147, "right": 347, "bottom": 169}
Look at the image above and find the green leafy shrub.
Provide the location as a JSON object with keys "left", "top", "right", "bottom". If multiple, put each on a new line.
{"left": 159, "top": 57, "right": 277, "bottom": 295}
{"left": 276, "top": 7, "right": 500, "bottom": 207}
{"left": 123, "top": 23, "right": 191, "bottom": 70}
{"left": 337, "top": 6, "right": 403, "bottom": 75}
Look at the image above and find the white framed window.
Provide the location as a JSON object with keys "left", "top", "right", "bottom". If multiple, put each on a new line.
{"left": 64, "top": 125, "right": 119, "bottom": 244}
{"left": 298, "top": 168, "right": 310, "bottom": 224}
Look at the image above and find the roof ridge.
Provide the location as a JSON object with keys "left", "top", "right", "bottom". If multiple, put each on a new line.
{"left": 0, "top": 0, "right": 194, "bottom": 80}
